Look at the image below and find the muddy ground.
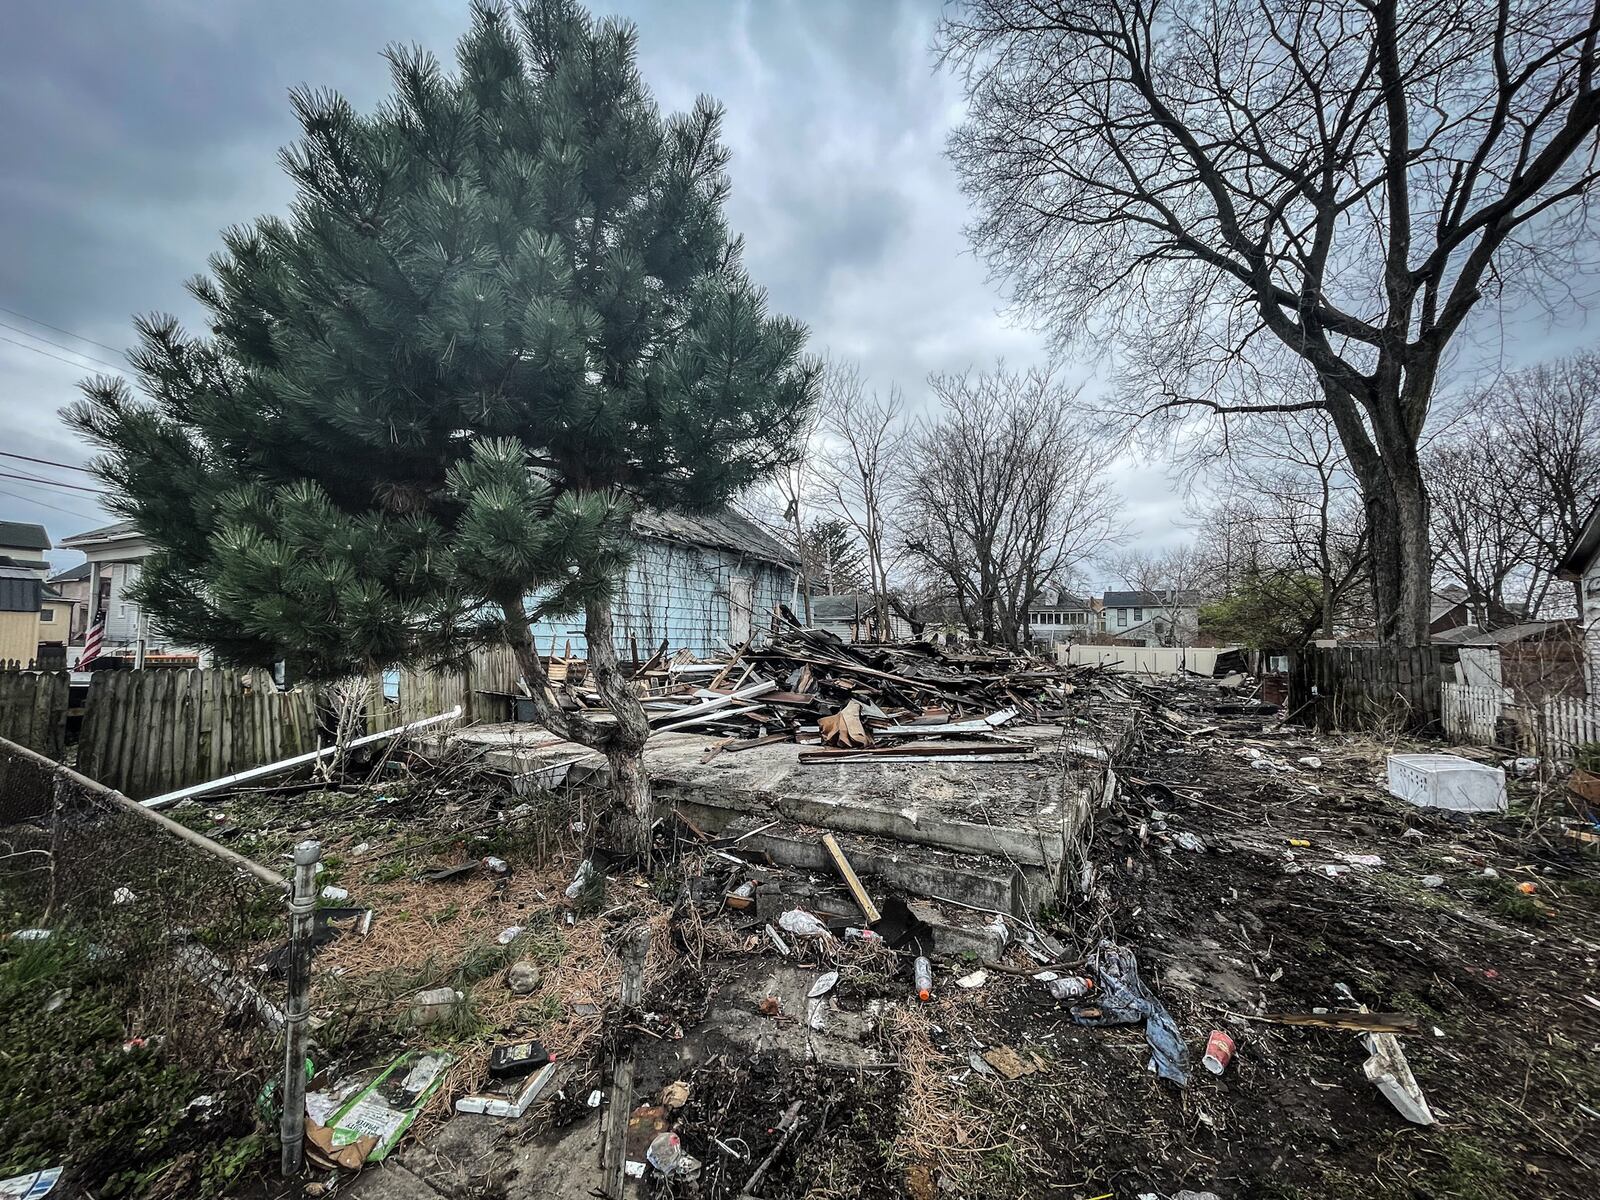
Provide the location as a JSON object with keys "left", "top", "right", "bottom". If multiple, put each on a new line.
{"left": 6, "top": 680, "right": 1597, "bottom": 1200}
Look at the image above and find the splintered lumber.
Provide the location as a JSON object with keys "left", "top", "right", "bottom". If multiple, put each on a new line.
{"left": 818, "top": 699, "right": 873, "bottom": 748}
{"left": 1250, "top": 1011, "right": 1422, "bottom": 1034}
{"left": 798, "top": 741, "right": 1035, "bottom": 765}
{"left": 821, "top": 833, "right": 881, "bottom": 924}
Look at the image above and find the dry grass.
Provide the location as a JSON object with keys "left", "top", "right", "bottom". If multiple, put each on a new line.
{"left": 309, "top": 848, "right": 672, "bottom": 1121}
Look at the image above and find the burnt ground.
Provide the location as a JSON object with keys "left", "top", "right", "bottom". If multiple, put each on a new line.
{"left": 434, "top": 687, "right": 1599, "bottom": 1200}
{"left": 11, "top": 682, "right": 1595, "bottom": 1200}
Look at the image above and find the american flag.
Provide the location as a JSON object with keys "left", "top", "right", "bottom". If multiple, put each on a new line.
{"left": 80, "top": 609, "right": 106, "bottom": 668}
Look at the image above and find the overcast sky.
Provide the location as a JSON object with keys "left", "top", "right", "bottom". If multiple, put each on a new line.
{"left": 1, "top": 1, "right": 1591, "bottom": 578}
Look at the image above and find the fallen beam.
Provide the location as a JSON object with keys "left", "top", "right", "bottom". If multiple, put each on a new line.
{"left": 821, "top": 832, "right": 880, "bottom": 924}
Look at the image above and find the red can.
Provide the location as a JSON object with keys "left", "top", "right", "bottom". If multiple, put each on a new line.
{"left": 1202, "top": 1029, "right": 1235, "bottom": 1075}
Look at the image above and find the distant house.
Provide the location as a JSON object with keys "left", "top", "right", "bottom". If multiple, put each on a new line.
{"left": 0, "top": 565, "right": 46, "bottom": 665}
{"left": 528, "top": 507, "right": 798, "bottom": 658}
{"left": 1102, "top": 589, "right": 1202, "bottom": 647}
{"left": 59, "top": 520, "right": 205, "bottom": 662}
{"left": 1434, "top": 619, "right": 1586, "bottom": 699}
{"left": 0, "top": 521, "right": 51, "bottom": 578}
{"left": 808, "top": 593, "right": 912, "bottom": 643}
{"left": 46, "top": 562, "right": 90, "bottom": 641}
{"left": 1027, "top": 591, "right": 1101, "bottom": 644}
{"left": 1557, "top": 499, "right": 1600, "bottom": 701}
{"left": 1429, "top": 585, "right": 1525, "bottom": 635}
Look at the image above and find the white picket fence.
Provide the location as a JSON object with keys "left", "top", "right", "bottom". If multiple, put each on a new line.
{"left": 1532, "top": 693, "right": 1600, "bottom": 761}
{"left": 1440, "top": 682, "right": 1600, "bottom": 761}
{"left": 1440, "top": 682, "right": 1502, "bottom": 744}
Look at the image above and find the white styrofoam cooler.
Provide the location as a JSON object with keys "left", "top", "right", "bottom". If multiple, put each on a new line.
{"left": 1386, "top": 753, "right": 1506, "bottom": 813}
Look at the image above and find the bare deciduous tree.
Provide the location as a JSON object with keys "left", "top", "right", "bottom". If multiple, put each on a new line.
{"left": 816, "top": 363, "right": 906, "bottom": 640}
{"left": 1425, "top": 350, "right": 1600, "bottom": 617}
{"left": 902, "top": 366, "right": 1120, "bottom": 648}
{"left": 941, "top": 0, "right": 1600, "bottom": 645}
{"left": 1198, "top": 409, "right": 1371, "bottom": 639}
{"left": 1105, "top": 543, "right": 1209, "bottom": 645}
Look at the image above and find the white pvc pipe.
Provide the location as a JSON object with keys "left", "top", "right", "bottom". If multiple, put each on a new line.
{"left": 142, "top": 704, "right": 464, "bottom": 809}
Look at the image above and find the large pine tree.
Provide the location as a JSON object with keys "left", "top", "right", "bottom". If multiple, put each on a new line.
{"left": 68, "top": 0, "right": 819, "bottom": 849}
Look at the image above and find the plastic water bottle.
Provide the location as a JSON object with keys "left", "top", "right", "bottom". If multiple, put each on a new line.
{"left": 913, "top": 956, "right": 933, "bottom": 1002}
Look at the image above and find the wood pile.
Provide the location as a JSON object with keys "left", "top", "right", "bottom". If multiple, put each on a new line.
{"left": 591, "top": 622, "right": 1109, "bottom": 765}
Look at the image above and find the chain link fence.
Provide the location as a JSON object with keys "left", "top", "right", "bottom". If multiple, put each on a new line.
{"left": 0, "top": 733, "right": 308, "bottom": 1175}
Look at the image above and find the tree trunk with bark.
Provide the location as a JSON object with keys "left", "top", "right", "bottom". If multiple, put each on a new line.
{"left": 499, "top": 593, "right": 654, "bottom": 855}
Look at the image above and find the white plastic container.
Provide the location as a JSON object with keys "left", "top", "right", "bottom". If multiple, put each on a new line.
{"left": 1386, "top": 754, "right": 1505, "bottom": 813}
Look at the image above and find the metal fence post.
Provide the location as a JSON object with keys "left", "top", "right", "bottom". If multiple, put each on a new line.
{"left": 280, "top": 839, "right": 321, "bottom": 1176}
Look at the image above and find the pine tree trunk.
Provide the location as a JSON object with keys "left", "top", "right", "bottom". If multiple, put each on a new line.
{"left": 582, "top": 600, "right": 653, "bottom": 855}
{"left": 498, "top": 594, "right": 654, "bottom": 856}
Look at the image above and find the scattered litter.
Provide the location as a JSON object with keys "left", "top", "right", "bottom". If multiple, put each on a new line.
{"left": 587, "top": 1089, "right": 603, "bottom": 1108}
{"left": 1362, "top": 1033, "right": 1435, "bottom": 1124}
{"left": 765, "top": 924, "right": 792, "bottom": 956}
{"left": 955, "top": 969, "right": 988, "bottom": 989}
{"left": 1173, "top": 831, "right": 1206, "bottom": 852}
{"left": 409, "top": 987, "right": 463, "bottom": 1026}
{"left": 415, "top": 863, "right": 476, "bottom": 884}
{"left": 1516, "top": 881, "right": 1537, "bottom": 895}
{"left": 661, "top": 1080, "right": 690, "bottom": 1110}
{"left": 980, "top": 1044, "right": 1037, "bottom": 1079}
{"left": 968, "top": 1049, "right": 997, "bottom": 1077}
{"left": 1420, "top": 875, "right": 1445, "bottom": 888}
{"left": 1339, "top": 853, "right": 1384, "bottom": 868}
{"left": 806, "top": 997, "right": 827, "bottom": 1031}
{"left": 1071, "top": 940, "right": 1190, "bottom": 1084}
{"left": 0, "top": 1167, "right": 61, "bottom": 1199}
{"left": 488, "top": 1039, "right": 553, "bottom": 1079}
{"left": 777, "top": 909, "right": 830, "bottom": 939}
{"left": 495, "top": 925, "right": 525, "bottom": 945}
{"left": 1201, "top": 1030, "right": 1235, "bottom": 1075}
{"left": 455, "top": 1060, "right": 557, "bottom": 1118}
{"left": 624, "top": 1161, "right": 646, "bottom": 1179}
{"left": 481, "top": 855, "right": 510, "bottom": 875}
{"left": 808, "top": 971, "right": 840, "bottom": 998}
{"left": 320, "top": 1050, "right": 454, "bottom": 1162}
{"left": 726, "top": 881, "right": 755, "bottom": 909}
{"left": 42, "top": 989, "right": 68, "bottom": 1015}
{"left": 506, "top": 960, "right": 542, "bottom": 994}
{"left": 913, "top": 955, "right": 934, "bottom": 1002}
{"left": 8, "top": 928, "right": 51, "bottom": 941}
{"left": 1319, "top": 865, "right": 1350, "bottom": 878}
{"left": 647, "top": 1131, "right": 684, "bottom": 1174}
{"left": 1044, "top": 975, "right": 1093, "bottom": 1001}
{"left": 320, "top": 885, "right": 349, "bottom": 901}
{"left": 1298, "top": 756, "right": 1322, "bottom": 769}
{"left": 112, "top": 886, "right": 135, "bottom": 905}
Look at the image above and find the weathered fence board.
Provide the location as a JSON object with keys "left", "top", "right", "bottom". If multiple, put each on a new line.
{"left": 1441, "top": 682, "right": 1502, "bottom": 745}
{"left": 1532, "top": 694, "right": 1600, "bottom": 762}
{"left": 366, "top": 645, "right": 523, "bottom": 732}
{"left": 0, "top": 670, "right": 69, "bottom": 757}
{"left": 79, "top": 669, "right": 322, "bottom": 799}
{"left": 1288, "top": 645, "right": 1446, "bottom": 732}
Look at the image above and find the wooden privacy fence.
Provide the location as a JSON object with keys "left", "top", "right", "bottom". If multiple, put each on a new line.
{"left": 366, "top": 645, "right": 523, "bottom": 732}
{"left": 78, "top": 669, "right": 321, "bottom": 800}
{"left": 0, "top": 670, "right": 69, "bottom": 757}
{"left": 1288, "top": 645, "right": 1446, "bottom": 732}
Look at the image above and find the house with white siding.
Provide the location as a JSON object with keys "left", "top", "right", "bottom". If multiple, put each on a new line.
{"left": 59, "top": 520, "right": 207, "bottom": 662}
{"left": 1027, "top": 591, "right": 1101, "bottom": 644}
{"left": 1557, "top": 499, "right": 1600, "bottom": 704}
{"left": 1102, "top": 589, "right": 1203, "bottom": 647}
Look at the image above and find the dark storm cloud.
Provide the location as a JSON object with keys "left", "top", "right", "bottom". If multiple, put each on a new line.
{"left": 0, "top": 0, "right": 1242, "bottom": 561}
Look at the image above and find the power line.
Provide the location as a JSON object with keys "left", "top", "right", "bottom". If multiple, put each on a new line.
{"left": 0, "top": 319, "right": 126, "bottom": 371}
{"left": 0, "top": 333, "right": 127, "bottom": 376}
{"left": 0, "top": 450, "right": 96, "bottom": 475}
{"left": 0, "top": 304, "right": 125, "bottom": 356}
{"left": 0, "top": 486, "right": 100, "bottom": 524}
{"left": 0, "top": 469, "right": 105, "bottom": 494}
